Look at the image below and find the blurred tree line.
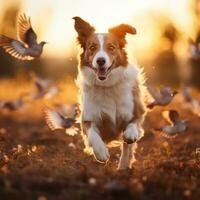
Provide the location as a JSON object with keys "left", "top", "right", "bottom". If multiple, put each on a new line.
{"left": 144, "top": 0, "right": 200, "bottom": 88}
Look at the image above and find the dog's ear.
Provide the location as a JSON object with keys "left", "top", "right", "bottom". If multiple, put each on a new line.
{"left": 73, "top": 16, "right": 95, "bottom": 48}
{"left": 109, "top": 24, "right": 136, "bottom": 47}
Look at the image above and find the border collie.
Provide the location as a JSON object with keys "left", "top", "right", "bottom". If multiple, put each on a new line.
{"left": 73, "top": 17, "right": 146, "bottom": 170}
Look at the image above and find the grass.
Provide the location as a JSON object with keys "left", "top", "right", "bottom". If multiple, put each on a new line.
{"left": 0, "top": 77, "right": 199, "bottom": 200}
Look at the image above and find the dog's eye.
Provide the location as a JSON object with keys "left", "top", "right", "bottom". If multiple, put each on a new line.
{"left": 89, "top": 46, "right": 96, "bottom": 52}
{"left": 108, "top": 45, "right": 115, "bottom": 51}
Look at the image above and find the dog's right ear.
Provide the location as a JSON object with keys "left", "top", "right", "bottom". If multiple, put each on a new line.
{"left": 73, "top": 17, "right": 95, "bottom": 48}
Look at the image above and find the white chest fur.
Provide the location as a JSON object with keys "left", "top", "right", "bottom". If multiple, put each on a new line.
{"left": 83, "top": 82, "right": 134, "bottom": 124}
{"left": 77, "top": 64, "right": 140, "bottom": 125}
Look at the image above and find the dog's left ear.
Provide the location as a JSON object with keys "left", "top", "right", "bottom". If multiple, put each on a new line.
{"left": 108, "top": 24, "right": 136, "bottom": 47}
{"left": 73, "top": 16, "right": 95, "bottom": 48}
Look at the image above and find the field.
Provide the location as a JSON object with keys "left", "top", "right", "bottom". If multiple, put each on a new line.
{"left": 0, "top": 78, "right": 200, "bottom": 200}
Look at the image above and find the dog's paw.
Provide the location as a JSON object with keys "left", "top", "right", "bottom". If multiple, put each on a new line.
{"left": 93, "top": 141, "right": 110, "bottom": 163}
{"left": 123, "top": 123, "right": 139, "bottom": 144}
{"left": 88, "top": 129, "right": 110, "bottom": 163}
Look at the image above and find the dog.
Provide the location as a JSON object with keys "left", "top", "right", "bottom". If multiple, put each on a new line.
{"left": 73, "top": 17, "right": 146, "bottom": 170}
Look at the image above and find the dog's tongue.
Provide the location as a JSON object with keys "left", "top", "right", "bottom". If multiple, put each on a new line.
{"left": 97, "top": 68, "right": 107, "bottom": 80}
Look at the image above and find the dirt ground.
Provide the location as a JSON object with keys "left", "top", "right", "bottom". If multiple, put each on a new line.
{"left": 0, "top": 88, "right": 200, "bottom": 200}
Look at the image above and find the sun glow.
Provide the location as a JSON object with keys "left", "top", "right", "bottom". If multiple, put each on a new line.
{"left": 0, "top": 0, "right": 193, "bottom": 59}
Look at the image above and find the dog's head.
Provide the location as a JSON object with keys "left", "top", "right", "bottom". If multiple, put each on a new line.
{"left": 73, "top": 17, "right": 136, "bottom": 82}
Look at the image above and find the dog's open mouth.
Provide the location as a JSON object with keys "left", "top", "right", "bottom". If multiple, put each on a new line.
{"left": 96, "top": 66, "right": 112, "bottom": 81}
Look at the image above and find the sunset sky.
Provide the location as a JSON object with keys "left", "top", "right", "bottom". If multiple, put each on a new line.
{"left": 0, "top": 0, "right": 197, "bottom": 59}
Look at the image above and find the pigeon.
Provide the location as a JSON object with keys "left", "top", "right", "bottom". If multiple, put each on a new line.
{"left": 0, "top": 94, "right": 27, "bottom": 111}
{"left": 0, "top": 13, "right": 47, "bottom": 60}
{"left": 159, "top": 110, "right": 189, "bottom": 136}
{"left": 29, "top": 73, "right": 59, "bottom": 100}
{"left": 182, "top": 85, "right": 192, "bottom": 102}
{"left": 147, "top": 85, "right": 177, "bottom": 109}
{"left": 182, "top": 85, "right": 200, "bottom": 116}
{"left": 188, "top": 38, "right": 200, "bottom": 59}
{"left": 43, "top": 105, "right": 80, "bottom": 136}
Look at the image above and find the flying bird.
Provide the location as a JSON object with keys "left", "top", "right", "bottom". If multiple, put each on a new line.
{"left": 0, "top": 94, "right": 27, "bottom": 111}
{"left": 159, "top": 110, "right": 189, "bottom": 136}
{"left": 28, "top": 73, "right": 59, "bottom": 100}
{"left": 182, "top": 85, "right": 200, "bottom": 116}
{"left": 43, "top": 104, "right": 80, "bottom": 136}
{"left": 0, "top": 13, "right": 47, "bottom": 60}
{"left": 182, "top": 85, "right": 192, "bottom": 102}
{"left": 188, "top": 38, "right": 200, "bottom": 59}
{"left": 147, "top": 85, "right": 177, "bottom": 109}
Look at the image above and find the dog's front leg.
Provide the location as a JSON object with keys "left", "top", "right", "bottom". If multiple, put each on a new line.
{"left": 123, "top": 122, "right": 140, "bottom": 144}
{"left": 123, "top": 79, "right": 146, "bottom": 143}
{"left": 83, "top": 122, "right": 110, "bottom": 163}
{"left": 119, "top": 123, "right": 139, "bottom": 170}
{"left": 118, "top": 142, "right": 137, "bottom": 170}
{"left": 120, "top": 122, "right": 141, "bottom": 170}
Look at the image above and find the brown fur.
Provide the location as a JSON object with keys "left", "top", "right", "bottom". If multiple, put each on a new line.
{"left": 73, "top": 16, "right": 95, "bottom": 49}
{"left": 80, "top": 33, "right": 129, "bottom": 68}
{"left": 73, "top": 17, "right": 137, "bottom": 69}
{"left": 109, "top": 24, "right": 136, "bottom": 48}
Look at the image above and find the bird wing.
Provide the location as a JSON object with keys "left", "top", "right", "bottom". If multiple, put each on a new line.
{"left": 44, "top": 108, "right": 65, "bottom": 131}
{"left": 160, "top": 110, "right": 187, "bottom": 137}
{"left": 161, "top": 125, "right": 178, "bottom": 137}
{"left": 169, "top": 110, "right": 179, "bottom": 125}
{"left": 147, "top": 85, "right": 161, "bottom": 101}
{"left": 18, "top": 13, "right": 37, "bottom": 47}
{"left": 0, "top": 35, "right": 34, "bottom": 60}
{"left": 30, "top": 72, "right": 45, "bottom": 92}
{"left": 35, "top": 80, "right": 45, "bottom": 92}
{"left": 33, "top": 76, "right": 51, "bottom": 92}
{"left": 162, "top": 121, "right": 187, "bottom": 136}
{"left": 182, "top": 86, "right": 192, "bottom": 102}
{"left": 160, "top": 86, "right": 171, "bottom": 96}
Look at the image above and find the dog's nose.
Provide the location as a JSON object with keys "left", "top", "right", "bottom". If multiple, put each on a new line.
{"left": 96, "top": 57, "right": 106, "bottom": 67}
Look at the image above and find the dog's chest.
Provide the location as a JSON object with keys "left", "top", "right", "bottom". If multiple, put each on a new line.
{"left": 82, "top": 82, "right": 134, "bottom": 124}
